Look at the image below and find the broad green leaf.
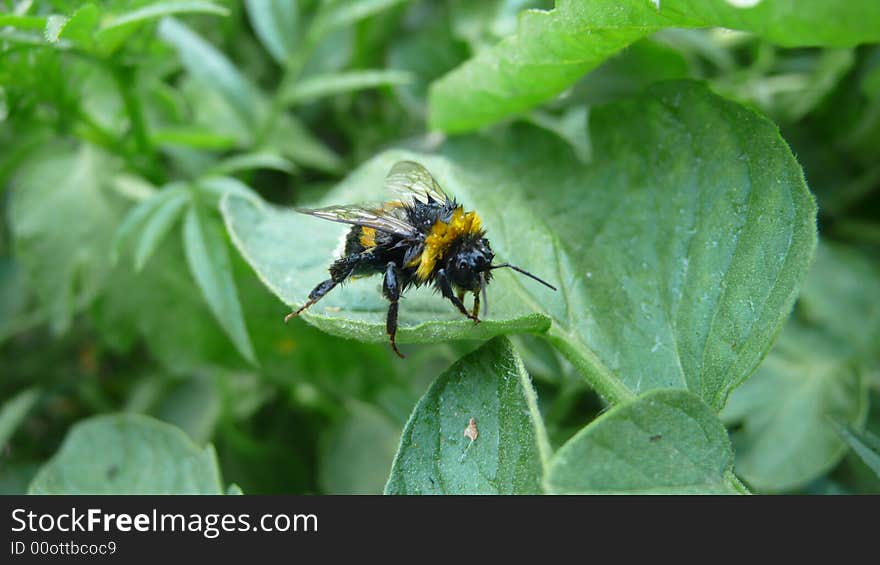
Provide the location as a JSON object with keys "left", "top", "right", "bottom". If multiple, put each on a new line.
{"left": 29, "top": 414, "right": 223, "bottom": 494}
{"left": 281, "top": 69, "right": 413, "bottom": 105}
{"left": 96, "top": 1, "right": 228, "bottom": 54}
{"left": 134, "top": 190, "right": 191, "bottom": 271}
{"left": 546, "top": 389, "right": 744, "bottom": 494}
{"left": 158, "top": 17, "right": 262, "bottom": 129}
{"left": 225, "top": 81, "right": 815, "bottom": 408}
{"left": 429, "top": 0, "right": 880, "bottom": 132}
{"left": 833, "top": 424, "right": 880, "bottom": 478}
{"left": 721, "top": 243, "right": 878, "bottom": 492}
{"left": 385, "top": 337, "right": 550, "bottom": 494}
{"left": 9, "top": 145, "right": 120, "bottom": 333}
{"left": 208, "top": 152, "right": 295, "bottom": 175}
{"left": 319, "top": 402, "right": 401, "bottom": 494}
{"left": 0, "top": 388, "right": 40, "bottom": 450}
{"left": 244, "top": 0, "right": 299, "bottom": 65}
{"left": 183, "top": 203, "right": 257, "bottom": 364}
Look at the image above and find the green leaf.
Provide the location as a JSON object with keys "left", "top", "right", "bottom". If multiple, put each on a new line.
{"left": 794, "top": 243, "right": 880, "bottom": 355}
{"left": 0, "top": 14, "right": 46, "bottom": 31}
{"left": 546, "top": 389, "right": 744, "bottom": 494}
{"left": 833, "top": 423, "right": 880, "bottom": 478}
{"left": 95, "top": 238, "right": 251, "bottom": 372}
{"left": 0, "top": 388, "right": 40, "bottom": 450}
{"left": 96, "top": 1, "right": 229, "bottom": 55}
{"left": 385, "top": 337, "right": 550, "bottom": 494}
{"left": 111, "top": 187, "right": 181, "bottom": 264}
{"left": 244, "top": 0, "right": 299, "bottom": 65}
{"left": 208, "top": 152, "right": 295, "bottom": 175}
{"left": 722, "top": 327, "right": 868, "bottom": 492}
{"left": 225, "top": 81, "right": 815, "bottom": 408}
{"left": 134, "top": 190, "right": 191, "bottom": 271}
{"left": 158, "top": 17, "right": 262, "bottom": 129}
{"left": 721, "top": 243, "right": 878, "bottom": 492}
{"left": 281, "top": 69, "right": 413, "bottom": 105}
{"left": 311, "top": 0, "right": 408, "bottom": 41}
{"left": 196, "top": 176, "right": 261, "bottom": 205}
{"left": 319, "top": 401, "right": 401, "bottom": 494}
{"left": 429, "top": 0, "right": 880, "bottom": 132}
{"left": 44, "top": 4, "right": 99, "bottom": 47}
{"left": 183, "top": 203, "right": 257, "bottom": 364}
{"left": 29, "top": 414, "right": 224, "bottom": 494}
{"left": 9, "top": 145, "right": 120, "bottom": 333}
{"left": 150, "top": 125, "right": 238, "bottom": 150}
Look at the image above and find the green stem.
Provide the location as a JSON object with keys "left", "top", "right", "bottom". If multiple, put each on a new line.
{"left": 111, "top": 64, "right": 152, "bottom": 158}
{"left": 546, "top": 328, "right": 636, "bottom": 406}
{"left": 725, "top": 470, "right": 752, "bottom": 495}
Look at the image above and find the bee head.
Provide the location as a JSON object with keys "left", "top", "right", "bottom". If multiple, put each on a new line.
{"left": 446, "top": 236, "right": 494, "bottom": 291}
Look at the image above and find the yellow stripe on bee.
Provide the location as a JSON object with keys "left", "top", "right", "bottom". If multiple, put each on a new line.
{"left": 359, "top": 226, "right": 377, "bottom": 248}
{"left": 415, "top": 206, "right": 482, "bottom": 281}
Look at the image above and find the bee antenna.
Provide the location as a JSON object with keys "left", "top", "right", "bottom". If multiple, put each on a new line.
{"left": 488, "top": 264, "right": 557, "bottom": 291}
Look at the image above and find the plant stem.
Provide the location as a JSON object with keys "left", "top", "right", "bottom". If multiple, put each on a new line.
{"left": 725, "top": 470, "right": 752, "bottom": 494}
{"left": 547, "top": 328, "right": 636, "bottom": 406}
{"left": 111, "top": 64, "right": 152, "bottom": 158}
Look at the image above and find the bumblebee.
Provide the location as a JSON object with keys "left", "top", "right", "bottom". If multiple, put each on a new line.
{"left": 284, "top": 161, "right": 556, "bottom": 358}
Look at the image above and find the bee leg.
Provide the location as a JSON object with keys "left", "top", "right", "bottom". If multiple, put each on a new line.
{"left": 383, "top": 262, "right": 405, "bottom": 358}
{"left": 437, "top": 269, "right": 479, "bottom": 322}
{"left": 284, "top": 279, "right": 338, "bottom": 323}
{"left": 471, "top": 291, "right": 481, "bottom": 323}
{"left": 284, "top": 252, "right": 372, "bottom": 322}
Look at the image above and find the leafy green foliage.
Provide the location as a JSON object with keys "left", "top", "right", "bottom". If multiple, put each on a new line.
{"left": 2, "top": 0, "right": 878, "bottom": 495}
{"left": 0, "top": 388, "right": 41, "bottom": 450}
{"left": 9, "top": 145, "right": 121, "bottom": 333}
{"left": 722, "top": 243, "right": 880, "bottom": 491}
{"left": 833, "top": 423, "right": 880, "bottom": 478}
{"left": 546, "top": 390, "right": 744, "bottom": 494}
{"left": 385, "top": 337, "right": 549, "bottom": 494}
{"left": 226, "top": 81, "right": 816, "bottom": 410}
{"left": 183, "top": 202, "right": 256, "bottom": 364}
{"left": 29, "top": 414, "right": 225, "bottom": 494}
{"left": 430, "top": 0, "right": 880, "bottom": 131}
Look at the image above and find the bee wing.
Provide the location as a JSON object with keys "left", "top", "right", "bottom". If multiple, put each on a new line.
{"left": 295, "top": 203, "right": 419, "bottom": 238}
{"left": 385, "top": 160, "right": 451, "bottom": 205}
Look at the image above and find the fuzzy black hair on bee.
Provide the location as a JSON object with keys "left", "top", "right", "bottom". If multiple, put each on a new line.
{"left": 285, "top": 161, "right": 556, "bottom": 358}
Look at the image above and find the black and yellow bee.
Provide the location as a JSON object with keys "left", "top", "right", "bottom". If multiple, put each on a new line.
{"left": 284, "top": 161, "right": 556, "bottom": 357}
